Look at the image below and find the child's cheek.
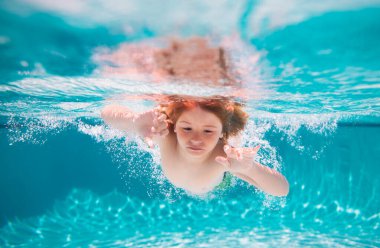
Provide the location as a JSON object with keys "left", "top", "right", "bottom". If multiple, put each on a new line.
{"left": 204, "top": 133, "right": 218, "bottom": 145}
{"left": 177, "top": 130, "right": 190, "bottom": 140}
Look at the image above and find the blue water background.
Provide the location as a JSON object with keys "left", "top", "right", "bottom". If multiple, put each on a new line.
{"left": 1, "top": 0, "right": 380, "bottom": 247}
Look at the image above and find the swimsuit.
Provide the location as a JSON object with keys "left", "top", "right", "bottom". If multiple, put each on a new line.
{"left": 214, "top": 172, "right": 233, "bottom": 191}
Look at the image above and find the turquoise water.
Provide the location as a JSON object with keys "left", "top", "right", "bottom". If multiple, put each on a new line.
{"left": 1, "top": 0, "right": 380, "bottom": 247}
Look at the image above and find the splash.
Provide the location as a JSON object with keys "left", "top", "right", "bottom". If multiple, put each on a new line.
{"left": 2, "top": 109, "right": 340, "bottom": 207}
{"left": 6, "top": 115, "right": 72, "bottom": 145}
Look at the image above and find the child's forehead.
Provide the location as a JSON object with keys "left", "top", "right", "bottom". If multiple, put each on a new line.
{"left": 180, "top": 106, "right": 214, "bottom": 116}
{"left": 177, "top": 107, "right": 222, "bottom": 124}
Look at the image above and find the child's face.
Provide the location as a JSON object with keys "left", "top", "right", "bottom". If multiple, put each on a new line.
{"left": 175, "top": 106, "right": 223, "bottom": 157}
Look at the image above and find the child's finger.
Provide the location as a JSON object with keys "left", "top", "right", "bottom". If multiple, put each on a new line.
{"left": 246, "top": 145, "right": 261, "bottom": 155}
{"left": 224, "top": 145, "right": 242, "bottom": 160}
{"left": 151, "top": 126, "right": 157, "bottom": 133}
{"left": 236, "top": 148, "right": 243, "bottom": 160}
{"left": 224, "top": 145, "right": 235, "bottom": 159}
{"left": 154, "top": 118, "right": 167, "bottom": 128}
{"left": 153, "top": 114, "right": 168, "bottom": 126}
{"left": 242, "top": 148, "right": 256, "bottom": 155}
{"left": 154, "top": 106, "right": 162, "bottom": 113}
{"left": 155, "top": 106, "right": 167, "bottom": 113}
{"left": 157, "top": 113, "right": 167, "bottom": 121}
{"left": 223, "top": 145, "right": 231, "bottom": 155}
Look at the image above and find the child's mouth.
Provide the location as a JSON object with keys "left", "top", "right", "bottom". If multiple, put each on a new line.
{"left": 187, "top": 146, "right": 204, "bottom": 152}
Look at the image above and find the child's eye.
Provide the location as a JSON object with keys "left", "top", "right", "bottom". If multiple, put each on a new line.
{"left": 183, "top": 127, "right": 192, "bottom": 131}
{"left": 204, "top": 130, "right": 213, "bottom": 133}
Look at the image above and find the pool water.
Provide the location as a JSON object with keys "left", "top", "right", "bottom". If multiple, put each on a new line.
{"left": 1, "top": 0, "right": 380, "bottom": 247}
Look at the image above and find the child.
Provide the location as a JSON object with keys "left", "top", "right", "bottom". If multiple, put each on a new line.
{"left": 101, "top": 95, "right": 289, "bottom": 196}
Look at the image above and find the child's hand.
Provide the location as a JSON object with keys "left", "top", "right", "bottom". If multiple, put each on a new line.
{"left": 145, "top": 108, "right": 169, "bottom": 148}
{"left": 215, "top": 145, "right": 260, "bottom": 173}
{"left": 151, "top": 108, "right": 169, "bottom": 137}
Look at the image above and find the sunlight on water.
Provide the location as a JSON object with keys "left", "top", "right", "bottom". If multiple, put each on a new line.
{"left": 0, "top": 189, "right": 378, "bottom": 247}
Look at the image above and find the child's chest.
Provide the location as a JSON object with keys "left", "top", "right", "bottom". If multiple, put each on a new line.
{"left": 161, "top": 158, "right": 224, "bottom": 194}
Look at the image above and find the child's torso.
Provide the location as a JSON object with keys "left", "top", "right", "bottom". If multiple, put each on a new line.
{"left": 159, "top": 133, "right": 226, "bottom": 194}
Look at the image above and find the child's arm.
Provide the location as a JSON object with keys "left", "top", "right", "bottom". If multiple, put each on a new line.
{"left": 101, "top": 105, "right": 169, "bottom": 145}
{"left": 101, "top": 105, "right": 140, "bottom": 134}
{"left": 215, "top": 145, "right": 289, "bottom": 197}
{"left": 233, "top": 162, "right": 289, "bottom": 197}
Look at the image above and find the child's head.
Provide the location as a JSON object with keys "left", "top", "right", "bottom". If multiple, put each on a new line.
{"left": 161, "top": 95, "right": 248, "bottom": 144}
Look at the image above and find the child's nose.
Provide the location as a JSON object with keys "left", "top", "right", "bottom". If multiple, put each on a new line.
{"left": 190, "top": 132, "right": 203, "bottom": 144}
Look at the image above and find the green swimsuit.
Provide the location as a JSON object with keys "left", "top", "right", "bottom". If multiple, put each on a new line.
{"left": 214, "top": 172, "right": 233, "bottom": 191}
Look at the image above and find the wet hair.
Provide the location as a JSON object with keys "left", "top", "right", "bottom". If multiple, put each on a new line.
{"left": 159, "top": 95, "right": 248, "bottom": 143}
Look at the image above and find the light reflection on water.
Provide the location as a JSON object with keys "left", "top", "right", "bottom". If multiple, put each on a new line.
{"left": 0, "top": 188, "right": 378, "bottom": 247}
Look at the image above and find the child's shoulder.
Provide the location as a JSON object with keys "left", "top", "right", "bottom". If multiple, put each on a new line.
{"left": 157, "top": 130, "right": 177, "bottom": 152}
